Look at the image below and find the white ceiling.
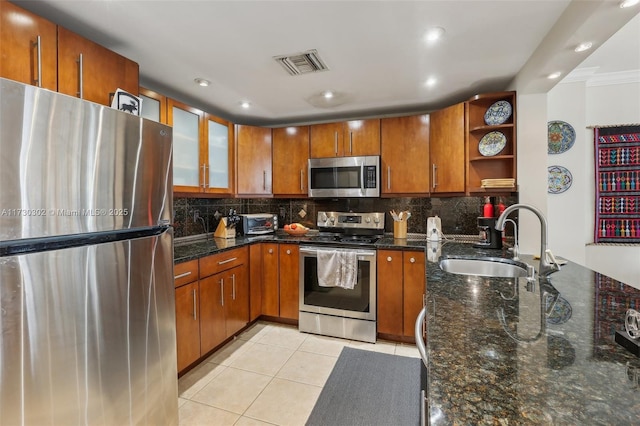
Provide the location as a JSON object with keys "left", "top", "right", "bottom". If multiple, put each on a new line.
{"left": 12, "top": 0, "right": 640, "bottom": 126}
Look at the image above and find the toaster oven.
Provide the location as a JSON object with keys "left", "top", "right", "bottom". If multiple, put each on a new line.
{"left": 237, "top": 213, "right": 278, "bottom": 236}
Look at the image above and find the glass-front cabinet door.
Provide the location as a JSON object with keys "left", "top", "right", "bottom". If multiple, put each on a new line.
{"left": 204, "top": 114, "right": 234, "bottom": 195}
{"left": 168, "top": 99, "right": 203, "bottom": 193}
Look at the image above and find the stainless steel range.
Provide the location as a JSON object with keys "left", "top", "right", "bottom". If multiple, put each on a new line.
{"left": 298, "top": 211, "right": 384, "bottom": 343}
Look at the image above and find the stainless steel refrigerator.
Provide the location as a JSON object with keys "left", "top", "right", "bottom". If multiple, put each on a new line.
{"left": 0, "top": 78, "right": 177, "bottom": 424}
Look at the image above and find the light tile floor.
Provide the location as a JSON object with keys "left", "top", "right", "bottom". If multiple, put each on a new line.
{"left": 178, "top": 321, "right": 420, "bottom": 426}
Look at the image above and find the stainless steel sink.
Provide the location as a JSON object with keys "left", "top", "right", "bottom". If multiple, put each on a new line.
{"left": 439, "top": 255, "right": 532, "bottom": 278}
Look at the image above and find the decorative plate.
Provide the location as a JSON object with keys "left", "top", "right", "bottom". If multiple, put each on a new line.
{"left": 548, "top": 120, "right": 576, "bottom": 154}
{"left": 484, "top": 100, "right": 512, "bottom": 125}
{"left": 547, "top": 296, "right": 572, "bottom": 325}
{"left": 548, "top": 165, "right": 572, "bottom": 194}
{"left": 479, "top": 131, "right": 507, "bottom": 156}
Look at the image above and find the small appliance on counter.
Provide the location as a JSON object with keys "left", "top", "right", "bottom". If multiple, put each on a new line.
{"left": 427, "top": 216, "right": 442, "bottom": 241}
{"left": 237, "top": 213, "right": 278, "bottom": 236}
{"left": 474, "top": 217, "right": 503, "bottom": 249}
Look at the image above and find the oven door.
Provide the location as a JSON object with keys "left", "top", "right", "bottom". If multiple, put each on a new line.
{"left": 299, "top": 246, "right": 376, "bottom": 321}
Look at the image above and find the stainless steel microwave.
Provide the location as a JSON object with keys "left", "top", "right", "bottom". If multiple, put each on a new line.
{"left": 308, "top": 155, "right": 380, "bottom": 198}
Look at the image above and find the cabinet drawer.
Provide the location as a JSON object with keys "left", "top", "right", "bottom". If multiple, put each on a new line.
{"left": 174, "top": 259, "right": 198, "bottom": 288}
{"left": 199, "top": 247, "right": 248, "bottom": 279}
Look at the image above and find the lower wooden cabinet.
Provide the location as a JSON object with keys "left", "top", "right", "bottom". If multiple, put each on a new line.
{"left": 174, "top": 247, "right": 249, "bottom": 373}
{"left": 251, "top": 243, "right": 299, "bottom": 320}
{"left": 377, "top": 249, "right": 426, "bottom": 341}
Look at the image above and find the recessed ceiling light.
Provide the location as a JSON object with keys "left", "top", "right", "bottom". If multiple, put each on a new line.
{"left": 194, "top": 78, "right": 210, "bottom": 87}
{"left": 547, "top": 72, "right": 562, "bottom": 79}
{"left": 240, "top": 101, "right": 251, "bottom": 109}
{"left": 620, "top": 0, "right": 639, "bottom": 8}
{"left": 425, "top": 77, "right": 437, "bottom": 87}
{"left": 323, "top": 91, "right": 334, "bottom": 99}
{"left": 574, "top": 42, "right": 593, "bottom": 52}
{"left": 424, "top": 27, "right": 445, "bottom": 42}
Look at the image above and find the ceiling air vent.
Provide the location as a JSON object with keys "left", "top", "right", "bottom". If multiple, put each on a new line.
{"left": 274, "top": 49, "right": 329, "bottom": 76}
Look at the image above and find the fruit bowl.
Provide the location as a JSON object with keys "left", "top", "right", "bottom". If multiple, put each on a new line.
{"left": 283, "top": 227, "right": 309, "bottom": 236}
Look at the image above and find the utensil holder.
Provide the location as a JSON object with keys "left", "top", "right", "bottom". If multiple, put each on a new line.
{"left": 394, "top": 220, "right": 407, "bottom": 239}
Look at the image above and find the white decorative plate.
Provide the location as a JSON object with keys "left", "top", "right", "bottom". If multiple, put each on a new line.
{"left": 548, "top": 165, "right": 572, "bottom": 194}
{"left": 479, "top": 131, "right": 507, "bottom": 156}
{"left": 484, "top": 100, "right": 512, "bottom": 125}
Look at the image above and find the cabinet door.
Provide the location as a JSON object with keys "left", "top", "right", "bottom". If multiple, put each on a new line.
{"left": 139, "top": 87, "right": 167, "bottom": 123}
{"left": 273, "top": 126, "right": 310, "bottom": 196}
{"left": 310, "top": 122, "right": 344, "bottom": 158}
{"left": 261, "top": 243, "right": 280, "bottom": 317}
{"left": 381, "top": 115, "right": 430, "bottom": 196}
{"left": 430, "top": 102, "right": 466, "bottom": 193}
{"left": 345, "top": 119, "right": 380, "bottom": 156}
{"left": 225, "top": 265, "right": 249, "bottom": 337}
{"left": 175, "top": 282, "right": 200, "bottom": 372}
{"left": 278, "top": 245, "right": 299, "bottom": 320}
{"left": 377, "top": 250, "right": 404, "bottom": 336}
{"left": 205, "top": 114, "right": 234, "bottom": 195}
{"left": 57, "top": 27, "right": 138, "bottom": 106}
{"left": 168, "top": 100, "right": 203, "bottom": 193}
{"left": 249, "top": 243, "right": 263, "bottom": 321}
{"left": 199, "top": 274, "right": 226, "bottom": 355}
{"left": 236, "top": 125, "right": 272, "bottom": 195}
{"left": 0, "top": 1, "right": 57, "bottom": 90}
{"left": 402, "top": 251, "right": 426, "bottom": 339}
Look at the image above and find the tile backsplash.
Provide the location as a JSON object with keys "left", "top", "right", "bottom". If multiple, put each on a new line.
{"left": 173, "top": 195, "right": 518, "bottom": 239}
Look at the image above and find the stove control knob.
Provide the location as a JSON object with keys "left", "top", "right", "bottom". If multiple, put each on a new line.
{"left": 320, "top": 212, "right": 328, "bottom": 222}
{"left": 329, "top": 217, "right": 336, "bottom": 224}
{"left": 365, "top": 217, "right": 371, "bottom": 223}
{"left": 373, "top": 216, "right": 380, "bottom": 224}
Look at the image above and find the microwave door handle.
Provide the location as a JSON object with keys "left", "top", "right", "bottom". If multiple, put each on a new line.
{"left": 360, "top": 161, "right": 365, "bottom": 196}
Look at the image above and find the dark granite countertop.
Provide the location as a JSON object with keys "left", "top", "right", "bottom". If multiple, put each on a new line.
{"left": 426, "top": 241, "right": 640, "bottom": 425}
{"left": 173, "top": 234, "right": 640, "bottom": 424}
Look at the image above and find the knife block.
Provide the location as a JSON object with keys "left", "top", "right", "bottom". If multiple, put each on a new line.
{"left": 214, "top": 218, "right": 236, "bottom": 239}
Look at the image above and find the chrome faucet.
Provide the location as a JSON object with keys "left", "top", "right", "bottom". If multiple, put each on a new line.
{"left": 495, "top": 204, "right": 560, "bottom": 278}
{"left": 503, "top": 218, "right": 519, "bottom": 260}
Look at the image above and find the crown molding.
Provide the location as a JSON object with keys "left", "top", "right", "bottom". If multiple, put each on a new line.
{"left": 562, "top": 67, "right": 640, "bottom": 86}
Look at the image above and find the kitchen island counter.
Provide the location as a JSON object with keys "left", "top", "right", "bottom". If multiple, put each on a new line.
{"left": 425, "top": 241, "right": 640, "bottom": 425}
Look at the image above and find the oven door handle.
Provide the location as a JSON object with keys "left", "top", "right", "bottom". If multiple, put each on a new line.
{"left": 300, "top": 247, "right": 376, "bottom": 257}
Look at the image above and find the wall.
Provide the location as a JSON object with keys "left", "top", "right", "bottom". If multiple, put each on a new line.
{"left": 546, "top": 79, "right": 640, "bottom": 289}
{"left": 173, "top": 195, "right": 517, "bottom": 240}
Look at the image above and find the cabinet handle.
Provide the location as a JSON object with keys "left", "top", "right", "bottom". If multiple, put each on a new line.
{"left": 410, "top": 257, "right": 416, "bottom": 263}
{"left": 387, "top": 166, "right": 391, "bottom": 190}
{"left": 201, "top": 164, "right": 207, "bottom": 189}
{"left": 263, "top": 170, "right": 266, "bottom": 191}
{"left": 387, "top": 256, "right": 392, "bottom": 262}
{"left": 268, "top": 248, "right": 273, "bottom": 254}
{"left": 349, "top": 132, "right": 353, "bottom": 154}
{"left": 174, "top": 271, "right": 192, "bottom": 279}
{"left": 432, "top": 163, "right": 437, "bottom": 189}
{"left": 334, "top": 131, "right": 338, "bottom": 156}
{"left": 33, "top": 36, "right": 42, "bottom": 87}
{"left": 286, "top": 249, "right": 291, "bottom": 255}
{"left": 231, "top": 274, "right": 236, "bottom": 300}
{"left": 77, "top": 54, "right": 84, "bottom": 99}
{"left": 192, "top": 289, "right": 197, "bottom": 320}
{"left": 300, "top": 169, "right": 304, "bottom": 191}
{"left": 217, "top": 257, "right": 237, "bottom": 265}
{"left": 220, "top": 278, "right": 224, "bottom": 307}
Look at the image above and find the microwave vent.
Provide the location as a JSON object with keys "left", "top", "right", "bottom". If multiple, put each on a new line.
{"left": 274, "top": 49, "right": 329, "bottom": 76}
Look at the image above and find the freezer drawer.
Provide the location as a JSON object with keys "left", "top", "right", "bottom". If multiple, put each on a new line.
{"left": 0, "top": 230, "right": 177, "bottom": 425}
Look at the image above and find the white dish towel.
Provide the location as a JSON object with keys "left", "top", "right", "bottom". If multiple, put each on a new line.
{"left": 317, "top": 249, "right": 358, "bottom": 290}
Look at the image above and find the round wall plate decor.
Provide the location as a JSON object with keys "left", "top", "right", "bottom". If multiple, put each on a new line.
{"left": 548, "top": 120, "right": 576, "bottom": 154}
{"left": 484, "top": 100, "right": 512, "bottom": 125}
{"left": 478, "top": 131, "right": 507, "bottom": 156}
{"left": 548, "top": 165, "right": 572, "bottom": 194}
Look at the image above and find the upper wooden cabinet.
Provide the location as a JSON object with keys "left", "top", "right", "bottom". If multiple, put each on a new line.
{"left": 429, "top": 102, "right": 466, "bottom": 194}
{"left": 380, "top": 114, "right": 430, "bottom": 196}
{"left": 466, "top": 91, "right": 517, "bottom": 194}
{"left": 1, "top": 0, "right": 138, "bottom": 105}
{"left": 272, "top": 126, "right": 310, "bottom": 197}
{"left": 57, "top": 27, "right": 138, "bottom": 106}
{"left": 139, "top": 87, "right": 167, "bottom": 123}
{"left": 167, "top": 99, "right": 234, "bottom": 195}
{"left": 310, "top": 119, "right": 380, "bottom": 158}
{"left": 0, "top": 0, "right": 57, "bottom": 90}
{"left": 236, "top": 125, "right": 273, "bottom": 196}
